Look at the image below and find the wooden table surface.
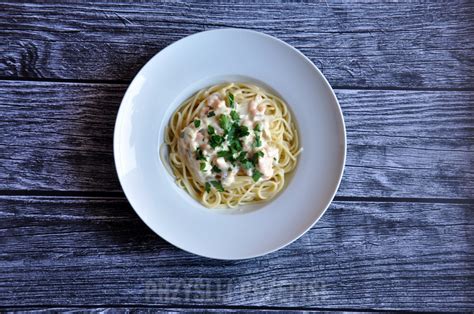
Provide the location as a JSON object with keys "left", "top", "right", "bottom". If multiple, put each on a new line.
{"left": 1, "top": 1, "right": 473, "bottom": 312}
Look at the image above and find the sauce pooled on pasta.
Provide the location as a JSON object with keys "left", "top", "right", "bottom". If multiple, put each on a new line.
{"left": 178, "top": 92, "right": 279, "bottom": 192}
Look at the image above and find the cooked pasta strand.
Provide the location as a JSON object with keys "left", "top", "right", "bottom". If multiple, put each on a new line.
{"left": 162, "top": 82, "right": 301, "bottom": 208}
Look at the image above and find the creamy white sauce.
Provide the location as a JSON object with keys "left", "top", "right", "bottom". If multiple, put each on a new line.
{"left": 178, "top": 92, "right": 279, "bottom": 188}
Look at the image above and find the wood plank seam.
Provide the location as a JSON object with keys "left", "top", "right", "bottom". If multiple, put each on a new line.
{"left": 1, "top": 77, "right": 474, "bottom": 92}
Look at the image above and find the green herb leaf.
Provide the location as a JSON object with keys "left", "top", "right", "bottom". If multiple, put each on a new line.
{"left": 211, "top": 180, "right": 224, "bottom": 192}
{"left": 242, "top": 160, "right": 254, "bottom": 170}
{"left": 252, "top": 170, "right": 263, "bottom": 182}
{"left": 230, "top": 110, "right": 240, "bottom": 121}
{"left": 237, "top": 151, "right": 247, "bottom": 162}
{"left": 237, "top": 125, "right": 249, "bottom": 138}
{"left": 226, "top": 124, "right": 236, "bottom": 141}
{"left": 219, "top": 114, "right": 231, "bottom": 132}
{"left": 254, "top": 134, "right": 262, "bottom": 147}
{"left": 200, "top": 162, "right": 206, "bottom": 171}
{"left": 212, "top": 165, "right": 222, "bottom": 173}
{"left": 207, "top": 111, "right": 215, "bottom": 118}
{"left": 251, "top": 153, "right": 260, "bottom": 166}
{"left": 217, "top": 150, "right": 231, "bottom": 158}
{"left": 195, "top": 148, "right": 205, "bottom": 161}
{"left": 254, "top": 124, "right": 261, "bottom": 132}
{"left": 207, "top": 125, "right": 215, "bottom": 135}
{"left": 226, "top": 123, "right": 249, "bottom": 141}
{"left": 229, "top": 140, "right": 242, "bottom": 154}
{"left": 227, "top": 93, "right": 235, "bottom": 108}
{"left": 209, "top": 135, "right": 224, "bottom": 148}
{"left": 194, "top": 119, "right": 201, "bottom": 128}
{"left": 217, "top": 150, "right": 235, "bottom": 162}
{"left": 250, "top": 151, "right": 264, "bottom": 166}
{"left": 205, "top": 182, "right": 211, "bottom": 193}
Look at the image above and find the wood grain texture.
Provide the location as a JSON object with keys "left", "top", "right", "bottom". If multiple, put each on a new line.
{"left": 0, "top": 307, "right": 320, "bottom": 313}
{"left": 1, "top": 1, "right": 473, "bottom": 89}
{"left": 1, "top": 1, "right": 474, "bottom": 311}
{"left": 0, "top": 196, "right": 472, "bottom": 310}
{"left": 1, "top": 81, "right": 472, "bottom": 198}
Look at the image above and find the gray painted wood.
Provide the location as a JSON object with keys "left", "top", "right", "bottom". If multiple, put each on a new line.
{"left": 1, "top": 309, "right": 331, "bottom": 314}
{"left": 1, "top": 2, "right": 473, "bottom": 89}
{"left": 1, "top": 1, "right": 474, "bottom": 311}
{"left": 1, "top": 81, "right": 472, "bottom": 198}
{"left": 0, "top": 196, "right": 472, "bottom": 311}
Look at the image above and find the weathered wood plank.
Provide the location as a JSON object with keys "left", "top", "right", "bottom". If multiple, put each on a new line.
{"left": 0, "top": 196, "right": 472, "bottom": 310}
{"left": 1, "top": 81, "right": 472, "bottom": 198}
{"left": 0, "top": 81, "right": 121, "bottom": 191}
{"left": 1, "top": 2, "right": 473, "bottom": 88}
{"left": 0, "top": 307, "right": 317, "bottom": 313}
{"left": 340, "top": 89, "right": 474, "bottom": 199}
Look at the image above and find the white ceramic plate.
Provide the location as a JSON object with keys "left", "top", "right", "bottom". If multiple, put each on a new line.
{"left": 114, "top": 29, "right": 346, "bottom": 260}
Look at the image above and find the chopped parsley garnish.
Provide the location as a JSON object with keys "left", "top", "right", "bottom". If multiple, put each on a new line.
{"left": 237, "top": 125, "right": 249, "bottom": 137}
{"left": 226, "top": 124, "right": 237, "bottom": 141}
{"left": 217, "top": 149, "right": 235, "bottom": 163}
{"left": 253, "top": 124, "right": 262, "bottom": 147}
{"left": 249, "top": 151, "right": 264, "bottom": 166}
{"left": 192, "top": 96, "right": 270, "bottom": 187}
{"left": 230, "top": 110, "right": 240, "bottom": 121}
{"left": 227, "top": 93, "right": 235, "bottom": 108}
{"left": 195, "top": 148, "right": 205, "bottom": 161}
{"left": 252, "top": 170, "right": 263, "bottom": 182}
{"left": 226, "top": 124, "right": 249, "bottom": 142}
{"left": 237, "top": 151, "right": 247, "bottom": 162}
{"left": 254, "top": 134, "right": 262, "bottom": 147}
{"left": 242, "top": 160, "right": 253, "bottom": 170}
{"left": 219, "top": 114, "right": 231, "bottom": 132}
{"left": 207, "top": 125, "right": 215, "bottom": 135}
{"left": 217, "top": 150, "right": 232, "bottom": 159}
{"left": 250, "top": 151, "right": 264, "bottom": 166}
{"left": 211, "top": 180, "right": 224, "bottom": 192}
{"left": 209, "top": 134, "right": 224, "bottom": 148}
{"left": 229, "top": 140, "right": 242, "bottom": 154}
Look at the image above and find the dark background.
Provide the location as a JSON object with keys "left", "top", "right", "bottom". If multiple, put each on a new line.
{"left": 1, "top": 1, "right": 473, "bottom": 312}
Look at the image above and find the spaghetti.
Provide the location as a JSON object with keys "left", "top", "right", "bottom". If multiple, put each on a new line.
{"left": 163, "top": 82, "right": 301, "bottom": 208}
